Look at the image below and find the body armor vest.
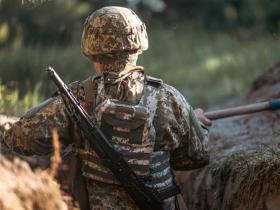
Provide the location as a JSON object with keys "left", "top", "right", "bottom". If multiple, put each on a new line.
{"left": 78, "top": 75, "right": 178, "bottom": 195}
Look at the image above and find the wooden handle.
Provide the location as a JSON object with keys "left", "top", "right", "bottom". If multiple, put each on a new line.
{"left": 205, "top": 99, "right": 280, "bottom": 120}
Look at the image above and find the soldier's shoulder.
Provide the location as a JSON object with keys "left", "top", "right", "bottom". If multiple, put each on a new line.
{"left": 68, "top": 75, "right": 101, "bottom": 95}
{"left": 69, "top": 75, "right": 101, "bottom": 87}
{"left": 159, "top": 82, "right": 191, "bottom": 110}
{"left": 22, "top": 97, "right": 57, "bottom": 118}
{"left": 145, "top": 75, "right": 163, "bottom": 87}
{"left": 145, "top": 74, "right": 187, "bottom": 101}
{"left": 161, "top": 83, "right": 186, "bottom": 99}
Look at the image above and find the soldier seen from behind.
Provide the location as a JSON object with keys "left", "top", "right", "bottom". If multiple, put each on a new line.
{"left": 3, "top": 6, "right": 211, "bottom": 210}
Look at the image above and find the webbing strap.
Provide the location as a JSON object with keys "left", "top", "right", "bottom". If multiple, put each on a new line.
{"left": 83, "top": 76, "right": 101, "bottom": 114}
{"left": 139, "top": 82, "right": 161, "bottom": 124}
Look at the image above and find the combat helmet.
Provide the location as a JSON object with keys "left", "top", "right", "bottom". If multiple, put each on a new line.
{"left": 81, "top": 6, "right": 148, "bottom": 64}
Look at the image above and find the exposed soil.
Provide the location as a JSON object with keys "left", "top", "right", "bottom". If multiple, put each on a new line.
{"left": 0, "top": 157, "right": 68, "bottom": 210}
{"left": 176, "top": 62, "right": 280, "bottom": 210}
{"left": 0, "top": 116, "right": 80, "bottom": 210}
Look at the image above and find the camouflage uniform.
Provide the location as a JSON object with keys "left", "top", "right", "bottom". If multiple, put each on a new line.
{"left": 3, "top": 6, "right": 209, "bottom": 210}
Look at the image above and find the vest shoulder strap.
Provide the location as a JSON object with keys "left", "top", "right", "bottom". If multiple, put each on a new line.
{"left": 82, "top": 75, "right": 100, "bottom": 113}
{"left": 145, "top": 75, "right": 163, "bottom": 87}
{"left": 140, "top": 77, "right": 162, "bottom": 124}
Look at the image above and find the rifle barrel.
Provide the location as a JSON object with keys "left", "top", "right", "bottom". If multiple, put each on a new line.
{"left": 205, "top": 99, "right": 280, "bottom": 120}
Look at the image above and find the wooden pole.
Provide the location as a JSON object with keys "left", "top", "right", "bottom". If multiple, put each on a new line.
{"left": 205, "top": 99, "right": 280, "bottom": 120}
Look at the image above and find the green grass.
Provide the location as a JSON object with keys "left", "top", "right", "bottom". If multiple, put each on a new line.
{"left": 0, "top": 82, "right": 42, "bottom": 116}
{"left": 140, "top": 26, "right": 280, "bottom": 107}
{"left": 1, "top": 27, "right": 280, "bottom": 115}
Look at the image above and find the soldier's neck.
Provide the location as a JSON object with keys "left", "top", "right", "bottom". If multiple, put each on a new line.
{"left": 94, "top": 61, "right": 138, "bottom": 75}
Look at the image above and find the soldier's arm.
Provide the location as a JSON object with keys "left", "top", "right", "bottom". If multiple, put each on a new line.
{"left": 154, "top": 84, "right": 209, "bottom": 171}
{"left": 3, "top": 96, "right": 73, "bottom": 155}
{"left": 3, "top": 79, "right": 88, "bottom": 156}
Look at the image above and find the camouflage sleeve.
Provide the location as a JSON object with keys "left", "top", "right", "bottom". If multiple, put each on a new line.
{"left": 154, "top": 84, "right": 209, "bottom": 170}
{"left": 3, "top": 96, "right": 73, "bottom": 155}
{"left": 3, "top": 80, "right": 87, "bottom": 156}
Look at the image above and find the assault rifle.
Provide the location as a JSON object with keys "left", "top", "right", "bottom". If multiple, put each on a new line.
{"left": 47, "top": 67, "right": 166, "bottom": 210}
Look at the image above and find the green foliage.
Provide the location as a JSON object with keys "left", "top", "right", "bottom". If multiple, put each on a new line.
{"left": 0, "top": 44, "right": 92, "bottom": 97}
{"left": 140, "top": 25, "right": 280, "bottom": 107}
{"left": 165, "top": 0, "right": 280, "bottom": 33}
{"left": 1, "top": 0, "right": 280, "bottom": 115}
{"left": 1, "top": 0, "right": 280, "bottom": 49}
{"left": 0, "top": 82, "right": 42, "bottom": 116}
{"left": 21, "top": 0, "right": 50, "bottom": 5}
{"left": 0, "top": 0, "right": 91, "bottom": 46}
{"left": 1, "top": 27, "right": 280, "bottom": 115}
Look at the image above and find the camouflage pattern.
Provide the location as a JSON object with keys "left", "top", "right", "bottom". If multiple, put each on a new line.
{"left": 81, "top": 6, "right": 148, "bottom": 65}
{"left": 102, "top": 64, "right": 145, "bottom": 101}
{"left": 86, "top": 180, "right": 139, "bottom": 210}
{"left": 86, "top": 180, "right": 175, "bottom": 210}
{"left": 100, "top": 53, "right": 139, "bottom": 72}
{"left": 80, "top": 76, "right": 178, "bottom": 196}
{"left": 154, "top": 85, "right": 210, "bottom": 171}
{"left": 3, "top": 65, "right": 209, "bottom": 209}
{"left": 3, "top": 6, "right": 209, "bottom": 210}
{"left": 3, "top": 97, "right": 71, "bottom": 156}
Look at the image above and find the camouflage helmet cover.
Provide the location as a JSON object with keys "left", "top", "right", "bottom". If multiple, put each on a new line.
{"left": 81, "top": 6, "right": 148, "bottom": 62}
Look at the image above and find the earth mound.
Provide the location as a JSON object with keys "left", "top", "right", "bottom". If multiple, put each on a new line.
{"left": 0, "top": 157, "right": 68, "bottom": 210}
{"left": 0, "top": 117, "right": 80, "bottom": 210}
{"left": 176, "top": 62, "right": 280, "bottom": 210}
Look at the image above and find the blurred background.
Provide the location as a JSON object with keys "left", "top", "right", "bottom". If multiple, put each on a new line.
{"left": 0, "top": 0, "right": 280, "bottom": 116}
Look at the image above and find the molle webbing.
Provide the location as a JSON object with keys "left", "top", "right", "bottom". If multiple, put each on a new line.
{"left": 100, "top": 104, "right": 147, "bottom": 146}
{"left": 145, "top": 151, "right": 173, "bottom": 189}
{"left": 79, "top": 150, "right": 117, "bottom": 184}
{"left": 80, "top": 83, "right": 160, "bottom": 183}
{"left": 80, "top": 76, "right": 180, "bottom": 198}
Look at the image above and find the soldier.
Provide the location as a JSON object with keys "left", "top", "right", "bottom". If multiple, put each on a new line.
{"left": 3, "top": 6, "right": 211, "bottom": 210}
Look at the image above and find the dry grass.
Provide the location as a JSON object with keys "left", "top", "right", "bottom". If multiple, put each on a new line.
{"left": 0, "top": 157, "right": 67, "bottom": 210}
{"left": 211, "top": 146, "right": 280, "bottom": 210}
{"left": 48, "top": 128, "right": 62, "bottom": 178}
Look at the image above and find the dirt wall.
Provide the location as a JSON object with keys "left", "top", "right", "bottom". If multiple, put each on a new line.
{"left": 0, "top": 157, "right": 68, "bottom": 210}
{"left": 176, "top": 62, "right": 280, "bottom": 210}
